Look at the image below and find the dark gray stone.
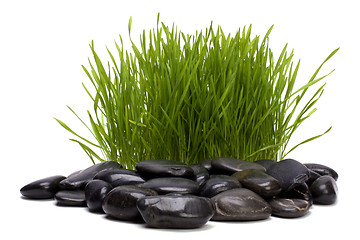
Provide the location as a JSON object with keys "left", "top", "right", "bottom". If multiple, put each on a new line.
{"left": 304, "top": 163, "right": 338, "bottom": 181}
{"left": 254, "top": 159, "right": 276, "bottom": 170}
{"left": 266, "top": 159, "right": 309, "bottom": 193}
{"left": 85, "top": 180, "right": 112, "bottom": 212}
{"left": 139, "top": 177, "right": 199, "bottom": 195}
{"left": 102, "top": 185, "right": 157, "bottom": 220}
{"left": 55, "top": 190, "right": 87, "bottom": 207}
{"left": 94, "top": 169, "right": 145, "bottom": 187}
{"left": 211, "top": 157, "right": 266, "bottom": 174}
{"left": 199, "top": 175, "right": 241, "bottom": 198}
{"left": 310, "top": 175, "right": 338, "bottom": 205}
{"left": 137, "top": 195, "right": 214, "bottom": 229}
{"left": 135, "top": 159, "right": 194, "bottom": 179}
{"left": 268, "top": 198, "right": 311, "bottom": 218}
{"left": 59, "top": 161, "right": 122, "bottom": 190}
{"left": 211, "top": 188, "right": 272, "bottom": 221}
{"left": 20, "top": 175, "right": 66, "bottom": 199}
{"left": 281, "top": 182, "right": 313, "bottom": 205}
{"left": 190, "top": 164, "right": 209, "bottom": 187}
{"left": 232, "top": 169, "right": 281, "bottom": 198}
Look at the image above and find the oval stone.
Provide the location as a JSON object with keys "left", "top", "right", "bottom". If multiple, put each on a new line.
{"left": 304, "top": 163, "right": 338, "bottom": 181}
{"left": 211, "top": 188, "right": 272, "bottom": 221}
{"left": 211, "top": 157, "right": 266, "bottom": 174}
{"left": 267, "top": 198, "right": 311, "bottom": 218}
{"left": 94, "top": 169, "right": 145, "bottom": 187}
{"left": 139, "top": 177, "right": 199, "bottom": 195}
{"left": 102, "top": 186, "right": 157, "bottom": 220}
{"left": 306, "top": 169, "right": 321, "bottom": 186}
{"left": 190, "top": 164, "right": 209, "bottom": 187}
{"left": 135, "top": 159, "right": 194, "bottom": 179}
{"left": 281, "top": 182, "right": 313, "bottom": 205}
{"left": 20, "top": 175, "right": 66, "bottom": 199}
{"left": 232, "top": 169, "right": 281, "bottom": 198}
{"left": 254, "top": 159, "right": 276, "bottom": 170}
{"left": 266, "top": 159, "right": 309, "bottom": 193}
{"left": 200, "top": 159, "right": 213, "bottom": 171}
{"left": 55, "top": 190, "right": 87, "bottom": 207}
{"left": 310, "top": 175, "right": 338, "bottom": 205}
{"left": 137, "top": 195, "right": 214, "bottom": 229}
{"left": 85, "top": 180, "right": 112, "bottom": 212}
{"left": 59, "top": 161, "right": 122, "bottom": 190}
{"left": 199, "top": 175, "right": 241, "bottom": 198}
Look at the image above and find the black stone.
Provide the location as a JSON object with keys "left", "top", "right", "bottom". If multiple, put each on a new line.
{"left": 281, "top": 182, "right": 313, "bottom": 205}
{"left": 94, "top": 169, "right": 145, "bottom": 187}
{"left": 211, "top": 188, "right": 272, "bottom": 221}
{"left": 85, "top": 180, "right": 112, "bottom": 212}
{"left": 310, "top": 175, "right": 338, "bottom": 205}
{"left": 254, "top": 159, "right": 276, "bottom": 170}
{"left": 135, "top": 159, "right": 194, "bottom": 179}
{"left": 304, "top": 163, "right": 338, "bottom": 181}
{"left": 266, "top": 159, "right": 309, "bottom": 193}
{"left": 306, "top": 169, "right": 322, "bottom": 186}
{"left": 55, "top": 190, "right": 87, "bottom": 207}
{"left": 211, "top": 157, "right": 266, "bottom": 174}
{"left": 200, "top": 159, "right": 213, "bottom": 171}
{"left": 232, "top": 169, "right": 282, "bottom": 198}
{"left": 199, "top": 175, "right": 241, "bottom": 198}
{"left": 190, "top": 164, "right": 209, "bottom": 187}
{"left": 137, "top": 195, "right": 214, "bottom": 229}
{"left": 20, "top": 175, "right": 66, "bottom": 199}
{"left": 139, "top": 177, "right": 199, "bottom": 195}
{"left": 59, "top": 161, "right": 122, "bottom": 190}
{"left": 102, "top": 185, "right": 157, "bottom": 220}
{"left": 267, "top": 198, "right": 311, "bottom": 218}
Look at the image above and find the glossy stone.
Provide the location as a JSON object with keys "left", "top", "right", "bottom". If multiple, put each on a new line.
{"left": 55, "top": 190, "right": 87, "bottom": 207}
{"left": 211, "top": 157, "right": 266, "bottom": 174}
{"left": 232, "top": 169, "right": 281, "bottom": 198}
{"left": 94, "top": 169, "right": 145, "bottom": 187}
{"left": 310, "top": 175, "right": 338, "bottom": 205}
{"left": 211, "top": 188, "right": 272, "bottom": 221}
{"left": 85, "top": 180, "right": 112, "bottom": 212}
{"left": 135, "top": 159, "right": 194, "bottom": 179}
{"left": 137, "top": 195, "right": 214, "bottom": 229}
{"left": 306, "top": 169, "right": 321, "bottom": 186}
{"left": 20, "top": 175, "right": 66, "bottom": 199}
{"left": 59, "top": 161, "right": 122, "bottom": 190}
{"left": 268, "top": 198, "right": 311, "bottom": 218}
{"left": 190, "top": 164, "right": 210, "bottom": 186}
{"left": 139, "top": 177, "right": 199, "bottom": 195}
{"left": 304, "top": 163, "right": 338, "bottom": 181}
{"left": 254, "top": 159, "right": 276, "bottom": 170}
{"left": 199, "top": 175, "right": 241, "bottom": 198}
{"left": 200, "top": 159, "right": 213, "bottom": 171}
{"left": 102, "top": 186, "right": 157, "bottom": 220}
{"left": 266, "top": 159, "right": 309, "bottom": 193}
{"left": 281, "top": 182, "right": 313, "bottom": 205}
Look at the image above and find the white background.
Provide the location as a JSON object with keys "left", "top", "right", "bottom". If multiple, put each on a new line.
{"left": 1, "top": 0, "right": 358, "bottom": 239}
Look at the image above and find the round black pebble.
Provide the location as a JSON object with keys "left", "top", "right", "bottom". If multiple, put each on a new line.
{"left": 268, "top": 198, "right": 311, "bottom": 218}
{"left": 85, "top": 180, "right": 112, "bottom": 212}
{"left": 310, "top": 175, "right": 338, "bottom": 205}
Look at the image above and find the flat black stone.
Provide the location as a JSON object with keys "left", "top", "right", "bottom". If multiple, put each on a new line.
{"left": 232, "top": 169, "right": 282, "bottom": 198}
{"left": 85, "top": 180, "right": 112, "bottom": 212}
{"left": 59, "top": 161, "right": 122, "bottom": 190}
{"left": 94, "top": 169, "right": 145, "bottom": 187}
{"left": 20, "top": 175, "right": 66, "bottom": 199}
{"left": 211, "top": 188, "right": 272, "bottom": 221}
{"left": 211, "top": 157, "right": 266, "bottom": 174}
{"left": 310, "top": 175, "right": 338, "bottom": 205}
{"left": 137, "top": 195, "right": 214, "bottom": 229}
{"left": 254, "top": 159, "right": 276, "bottom": 170}
{"left": 102, "top": 186, "right": 157, "bottom": 220}
{"left": 281, "top": 182, "right": 313, "bottom": 205}
{"left": 190, "top": 164, "right": 209, "bottom": 187}
{"left": 304, "top": 163, "right": 338, "bottom": 181}
{"left": 135, "top": 159, "right": 195, "bottom": 179}
{"left": 266, "top": 159, "right": 310, "bottom": 193}
{"left": 139, "top": 177, "right": 199, "bottom": 195}
{"left": 55, "top": 190, "right": 87, "bottom": 207}
{"left": 199, "top": 175, "right": 241, "bottom": 198}
{"left": 267, "top": 198, "right": 311, "bottom": 218}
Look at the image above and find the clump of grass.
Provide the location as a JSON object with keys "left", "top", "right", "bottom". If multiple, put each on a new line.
{"left": 55, "top": 16, "right": 338, "bottom": 169}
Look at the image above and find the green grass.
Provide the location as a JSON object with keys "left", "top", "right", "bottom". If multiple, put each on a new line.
{"left": 55, "top": 15, "right": 338, "bottom": 169}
